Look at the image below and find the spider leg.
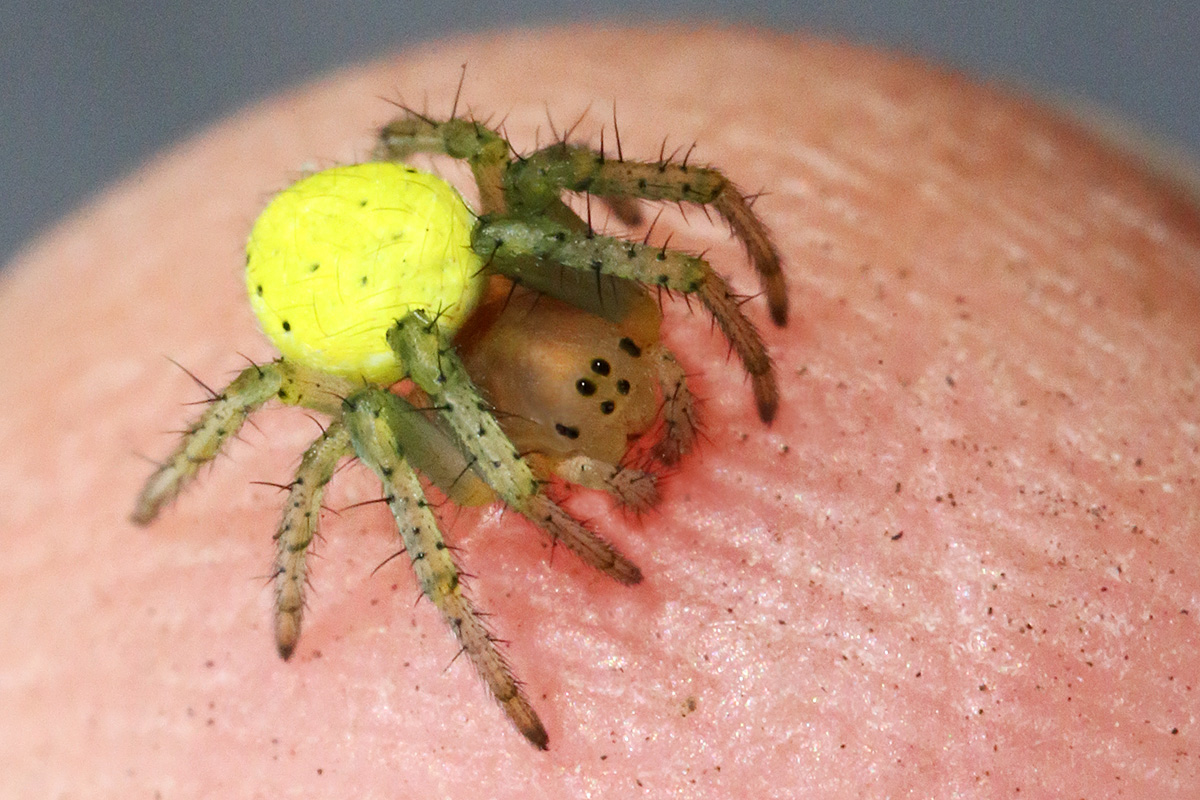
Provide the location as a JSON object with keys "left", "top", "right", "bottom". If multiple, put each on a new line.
{"left": 275, "top": 390, "right": 497, "bottom": 657}
{"left": 387, "top": 311, "right": 643, "bottom": 585}
{"left": 506, "top": 143, "right": 787, "bottom": 325}
{"left": 342, "top": 388, "right": 548, "bottom": 749}
{"left": 375, "top": 113, "right": 643, "bottom": 229}
{"left": 374, "top": 114, "right": 512, "bottom": 213}
{"left": 535, "top": 452, "right": 659, "bottom": 512}
{"left": 481, "top": 252, "right": 657, "bottom": 334}
{"left": 273, "top": 421, "right": 352, "bottom": 659}
{"left": 475, "top": 218, "right": 779, "bottom": 422}
{"left": 649, "top": 345, "right": 698, "bottom": 464}
{"left": 132, "top": 361, "right": 353, "bottom": 525}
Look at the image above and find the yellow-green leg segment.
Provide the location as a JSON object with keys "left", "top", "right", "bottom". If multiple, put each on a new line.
{"left": 342, "top": 388, "right": 549, "bottom": 749}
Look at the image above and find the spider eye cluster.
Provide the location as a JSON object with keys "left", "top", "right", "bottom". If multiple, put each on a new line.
{"left": 459, "top": 290, "right": 660, "bottom": 464}
{"left": 547, "top": 346, "right": 650, "bottom": 449}
{"left": 245, "top": 162, "right": 485, "bottom": 384}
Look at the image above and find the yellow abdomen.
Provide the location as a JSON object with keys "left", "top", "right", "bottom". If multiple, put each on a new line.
{"left": 246, "top": 163, "right": 485, "bottom": 384}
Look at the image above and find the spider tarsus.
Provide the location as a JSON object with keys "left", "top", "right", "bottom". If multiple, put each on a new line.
{"left": 753, "top": 374, "right": 780, "bottom": 424}
{"left": 129, "top": 503, "right": 157, "bottom": 527}
{"left": 275, "top": 623, "right": 299, "bottom": 660}
{"left": 767, "top": 287, "right": 788, "bottom": 327}
{"left": 523, "top": 717, "right": 550, "bottom": 750}
{"left": 131, "top": 466, "right": 181, "bottom": 526}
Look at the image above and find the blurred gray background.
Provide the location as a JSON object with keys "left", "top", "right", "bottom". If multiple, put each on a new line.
{"left": 2, "top": 2, "right": 1197, "bottom": 268}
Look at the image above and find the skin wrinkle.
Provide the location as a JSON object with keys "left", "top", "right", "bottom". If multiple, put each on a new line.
{"left": 1, "top": 27, "right": 1198, "bottom": 799}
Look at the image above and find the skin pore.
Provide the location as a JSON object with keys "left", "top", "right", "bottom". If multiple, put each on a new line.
{"left": 1, "top": 27, "right": 1197, "bottom": 798}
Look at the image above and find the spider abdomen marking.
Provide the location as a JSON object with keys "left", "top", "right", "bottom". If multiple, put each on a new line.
{"left": 246, "top": 163, "right": 486, "bottom": 384}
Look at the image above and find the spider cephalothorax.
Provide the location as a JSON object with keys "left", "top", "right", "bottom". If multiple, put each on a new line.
{"left": 133, "top": 109, "right": 787, "bottom": 749}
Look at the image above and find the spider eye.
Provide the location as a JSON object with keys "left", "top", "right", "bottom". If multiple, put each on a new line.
{"left": 591, "top": 358, "right": 611, "bottom": 376}
{"left": 576, "top": 378, "right": 597, "bottom": 396}
{"left": 554, "top": 423, "right": 581, "bottom": 440}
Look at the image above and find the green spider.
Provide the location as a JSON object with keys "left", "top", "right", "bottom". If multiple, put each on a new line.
{"left": 132, "top": 109, "right": 787, "bottom": 749}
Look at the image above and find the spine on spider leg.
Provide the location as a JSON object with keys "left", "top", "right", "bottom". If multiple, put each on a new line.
{"left": 386, "top": 313, "right": 643, "bottom": 585}
{"left": 342, "top": 389, "right": 549, "bottom": 749}
{"left": 273, "top": 422, "right": 352, "bottom": 659}
{"left": 131, "top": 361, "right": 353, "bottom": 525}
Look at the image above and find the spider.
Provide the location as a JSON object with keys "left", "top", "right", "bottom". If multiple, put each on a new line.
{"left": 132, "top": 109, "right": 788, "bottom": 749}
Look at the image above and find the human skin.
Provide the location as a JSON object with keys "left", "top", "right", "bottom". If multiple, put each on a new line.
{"left": 2, "top": 26, "right": 1197, "bottom": 798}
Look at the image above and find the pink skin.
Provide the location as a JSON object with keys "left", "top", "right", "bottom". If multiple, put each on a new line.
{"left": 2, "top": 27, "right": 1198, "bottom": 797}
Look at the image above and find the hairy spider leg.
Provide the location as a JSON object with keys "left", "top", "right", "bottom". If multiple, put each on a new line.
{"left": 342, "top": 388, "right": 549, "bottom": 749}
{"left": 272, "top": 404, "right": 498, "bottom": 657}
{"left": 374, "top": 115, "right": 512, "bottom": 212}
{"left": 373, "top": 112, "right": 783, "bottom": 420}
{"left": 387, "top": 311, "right": 644, "bottom": 585}
{"left": 650, "top": 346, "right": 698, "bottom": 464}
{"left": 131, "top": 361, "right": 354, "bottom": 525}
{"left": 131, "top": 355, "right": 543, "bottom": 742}
{"left": 272, "top": 403, "right": 495, "bottom": 652}
{"left": 505, "top": 142, "right": 788, "bottom": 326}
{"left": 273, "top": 422, "right": 352, "bottom": 658}
{"left": 374, "top": 113, "right": 645, "bottom": 227}
{"left": 474, "top": 217, "right": 779, "bottom": 422}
